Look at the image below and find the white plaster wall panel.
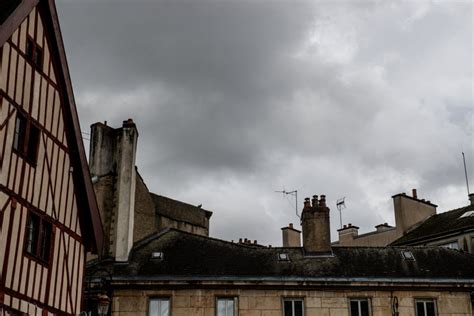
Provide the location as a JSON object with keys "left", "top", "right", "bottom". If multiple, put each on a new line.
{"left": 19, "top": 21, "right": 27, "bottom": 53}
{"left": 31, "top": 72, "right": 41, "bottom": 121}
{"left": 8, "top": 49, "right": 17, "bottom": 97}
{"left": 28, "top": 10, "right": 36, "bottom": 38}
{"left": 0, "top": 203, "right": 11, "bottom": 279}
{"left": 48, "top": 228, "right": 60, "bottom": 306}
{"left": 23, "top": 63, "right": 32, "bottom": 109}
{"left": 19, "top": 257, "right": 28, "bottom": 296}
{"left": 15, "top": 57, "right": 24, "bottom": 105}
{"left": 0, "top": 44, "right": 9, "bottom": 90}
{"left": 26, "top": 260, "right": 35, "bottom": 297}
{"left": 12, "top": 207, "right": 26, "bottom": 291}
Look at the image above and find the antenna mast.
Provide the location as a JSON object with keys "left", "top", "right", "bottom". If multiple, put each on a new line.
{"left": 275, "top": 189, "right": 299, "bottom": 218}
{"left": 336, "top": 197, "right": 346, "bottom": 229}
{"left": 462, "top": 152, "right": 470, "bottom": 195}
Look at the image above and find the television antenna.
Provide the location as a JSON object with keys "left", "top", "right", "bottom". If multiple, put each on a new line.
{"left": 336, "top": 197, "right": 346, "bottom": 229}
{"left": 462, "top": 152, "right": 470, "bottom": 196}
{"left": 275, "top": 189, "right": 299, "bottom": 218}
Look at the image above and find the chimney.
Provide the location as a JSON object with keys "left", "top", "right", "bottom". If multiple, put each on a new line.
{"left": 301, "top": 194, "right": 331, "bottom": 254}
{"left": 469, "top": 193, "right": 474, "bottom": 205}
{"left": 281, "top": 223, "right": 301, "bottom": 247}
{"left": 89, "top": 119, "right": 139, "bottom": 262}
{"left": 393, "top": 189, "right": 436, "bottom": 237}
{"left": 337, "top": 223, "right": 359, "bottom": 245}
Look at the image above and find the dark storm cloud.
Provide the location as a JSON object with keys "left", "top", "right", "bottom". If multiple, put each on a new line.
{"left": 57, "top": 0, "right": 473, "bottom": 245}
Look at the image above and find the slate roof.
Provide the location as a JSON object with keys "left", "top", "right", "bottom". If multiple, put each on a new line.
{"left": 392, "top": 204, "right": 474, "bottom": 246}
{"left": 91, "top": 229, "right": 474, "bottom": 282}
{"left": 151, "top": 194, "right": 212, "bottom": 228}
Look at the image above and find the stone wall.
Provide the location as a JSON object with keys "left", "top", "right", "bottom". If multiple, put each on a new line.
{"left": 110, "top": 288, "right": 472, "bottom": 316}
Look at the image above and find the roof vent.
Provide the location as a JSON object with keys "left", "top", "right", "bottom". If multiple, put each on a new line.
{"left": 401, "top": 250, "right": 415, "bottom": 261}
{"left": 277, "top": 253, "right": 290, "bottom": 261}
{"left": 459, "top": 210, "right": 474, "bottom": 218}
{"left": 151, "top": 252, "right": 164, "bottom": 260}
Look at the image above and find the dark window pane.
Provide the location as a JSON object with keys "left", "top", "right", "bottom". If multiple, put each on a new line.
{"left": 13, "top": 114, "right": 27, "bottom": 153}
{"left": 350, "top": 301, "right": 360, "bottom": 316}
{"left": 426, "top": 302, "right": 435, "bottom": 316}
{"left": 26, "top": 38, "right": 34, "bottom": 60}
{"left": 27, "top": 124, "right": 40, "bottom": 163}
{"left": 39, "top": 221, "right": 52, "bottom": 261}
{"left": 284, "top": 301, "right": 292, "bottom": 316}
{"left": 294, "top": 301, "right": 303, "bottom": 316}
{"left": 416, "top": 302, "right": 425, "bottom": 316}
{"left": 34, "top": 47, "right": 42, "bottom": 68}
{"left": 360, "top": 300, "right": 369, "bottom": 316}
{"left": 26, "top": 213, "right": 39, "bottom": 255}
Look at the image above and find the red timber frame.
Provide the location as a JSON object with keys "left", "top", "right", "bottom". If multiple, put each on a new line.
{"left": 0, "top": 1, "right": 103, "bottom": 315}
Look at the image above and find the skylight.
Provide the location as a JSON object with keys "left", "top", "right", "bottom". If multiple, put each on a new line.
{"left": 401, "top": 250, "right": 415, "bottom": 261}
{"left": 151, "top": 252, "right": 164, "bottom": 260}
{"left": 277, "top": 253, "right": 290, "bottom": 261}
{"left": 459, "top": 211, "right": 474, "bottom": 218}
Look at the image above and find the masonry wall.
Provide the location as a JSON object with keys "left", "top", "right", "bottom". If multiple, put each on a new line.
{"left": 110, "top": 288, "right": 472, "bottom": 316}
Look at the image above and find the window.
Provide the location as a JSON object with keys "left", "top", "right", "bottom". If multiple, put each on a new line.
{"left": 13, "top": 112, "right": 40, "bottom": 164}
{"left": 415, "top": 299, "right": 437, "bottom": 316}
{"left": 25, "top": 37, "right": 43, "bottom": 68}
{"left": 349, "top": 298, "right": 371, "bottom": 316}
{"left": 149, "top": 298, "right": 170, "bottom": 316}
{"left": 24, "top": 211, "right": 52, "bottom": 263}
{"left": 217, "top": 297, "right": 236, "bottom": 316}
{"left": 283, "top": 298, "right": 304, "bottom": 316}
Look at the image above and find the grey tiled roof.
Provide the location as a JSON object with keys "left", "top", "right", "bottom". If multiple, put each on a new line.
{"left": 392, "top": 204, "right": 474, "bottom": 246}
{"left": 94, "top": 229, "right": 474, "bottom": 281}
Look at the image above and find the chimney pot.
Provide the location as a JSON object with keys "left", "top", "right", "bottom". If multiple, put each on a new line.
{"left": 289, "top": 223, "right": 293, "bottom": 229}
{"left": 253, "top": 240, "right": 257, "bottom": 244}
{"left": 412, "top": 189, "right": 417, "bottom": 199}
{"left": 239, "top": 238, "right": 242, "bottom": 243}
{"left": 469, "top": 193, "right": 474, "bottom": 205}
{"left": 304, "top": 198, "right": 311, "bottom": 208}
{"left": 319, "top": 195, "right": 326, "bottom": 207}
{"left": 311, "top": 195, "right": 318, "bottom": 207}
{"left": 343, "top": 224, "right": 347, "bottom": 228}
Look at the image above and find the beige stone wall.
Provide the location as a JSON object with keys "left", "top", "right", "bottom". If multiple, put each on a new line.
{"left": 110, "top": 287, "right": 472, "bottom": 316}
{"left": 335, "top": 229, "right": 398, "bottom": 247}
{"left": 422, "top": 232, "right": 474, "bottom": 254}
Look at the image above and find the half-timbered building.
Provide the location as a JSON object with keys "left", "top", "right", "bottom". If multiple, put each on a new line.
{"left": 0, "top": 0, "right": 103, "bottom": 315}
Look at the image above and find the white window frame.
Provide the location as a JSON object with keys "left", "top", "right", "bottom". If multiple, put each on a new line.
{"left": 438, "top": 241, "right": 459, "bottom": 250}
{"left": 216, "top": 297, "right": 237, "bottom": 316}
{"left": 415, "top": 298, "right": 437, "bottom": 316}
{"left": 349, "top": 298, "right": 372, "bottom": 316}
{"left": 282, "top": 297, "right": 304, "bottom": 316}
{"left": 149, "top": 297, "right": 171, "bottom": 316}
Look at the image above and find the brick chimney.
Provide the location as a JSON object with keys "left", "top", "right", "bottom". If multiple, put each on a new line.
{"left": 393, "top": 189, "right": 436, "bottom": 237}
{"left": 89, "top": 119, "right": 139, "bottom": 261}
{"left": 301, "top": 195, "right": 331, "bottom": 254}
{"left": 281, "top": 223, "right": 301, "bottom": 247}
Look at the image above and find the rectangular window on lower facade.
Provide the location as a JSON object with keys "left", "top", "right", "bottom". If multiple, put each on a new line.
{"left": 349, "top": 298, "right": 371, "bottom": 316}
{"left": 217, "top": 297, "right": 237, "bottom": 316}
{"left": 415, "top": 299, "right": 437, "bottom": 316}
{"left": 149, "top": 298, "right": 170, "bottom": 316}
{"left": 283, "top": 298, "right": 304, "bottom": 316}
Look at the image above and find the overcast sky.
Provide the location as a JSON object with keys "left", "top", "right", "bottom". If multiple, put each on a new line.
{"left": 56, "top": 0, "right": 473, "bottom": 246}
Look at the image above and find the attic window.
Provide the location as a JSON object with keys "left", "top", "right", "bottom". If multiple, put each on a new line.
{"left": 277, "top": 253, "right": 290, "bottom": 261}
{"left": 459, "top": 211, "right": 474, "bottom": 218}
{"left": 401, "top": 250, "right": 415, "bottom": 261}
{"left": 151, "top": 252, "right": 164, "bottom": 260}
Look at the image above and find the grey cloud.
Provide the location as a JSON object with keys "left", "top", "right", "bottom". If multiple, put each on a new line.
{"left": 57, "top": 0, "right": 473, "bottom": 246}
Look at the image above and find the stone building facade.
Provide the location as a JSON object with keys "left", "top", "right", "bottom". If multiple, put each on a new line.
{"left": 87, "top": 194, "right": 474, "bottom": 316}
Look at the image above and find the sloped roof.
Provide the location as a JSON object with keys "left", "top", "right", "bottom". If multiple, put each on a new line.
{"left": 0, "top": 0, "right": 103, "bottom": 253}
{"left": 151, "top": 194, "right": 212, "bottom": 228}
{"left": 91, "top": 229, "right": 474, "bottom": 282}
{"left": 0, "top": 0, "right": 21, "bottom": 25}
{"left": 392, "top": 204, "right": 474, "bottom": 246}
